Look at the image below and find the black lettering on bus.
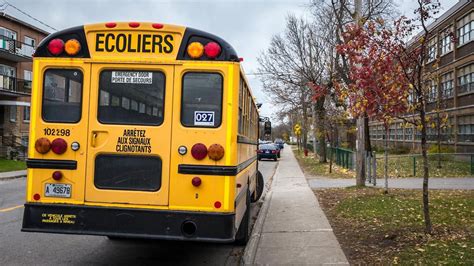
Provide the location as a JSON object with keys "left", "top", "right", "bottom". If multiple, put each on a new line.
{"left": 127, "top": 34, "right": 136, "bottom": 53}
{"left": 105, "top": 33, "right": 115, "bottom": 52}
{"left": 116, "top": 34, "right": 126, "bottom": 52}
{"left": 163, "top": 35, "right": 173, "bottom": 53}
{"left": 96, "top": 33, "right": 105, "bottom": 52}
{"left": 142, "top": 34, "right": 151, "bottom": 53}
{"left": 137, "top": 34, "right": 142, "bottom": 53}
{"left": 152, "top": 35, "right": 163, "bottom": 53}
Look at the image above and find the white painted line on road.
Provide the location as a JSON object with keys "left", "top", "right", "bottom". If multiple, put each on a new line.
{"left": 0, "top": 205, "right": 23, "bottom": 213}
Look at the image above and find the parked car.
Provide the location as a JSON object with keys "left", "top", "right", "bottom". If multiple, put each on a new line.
{"left": 257, "top": 144, "right": 278, "bottom": 161}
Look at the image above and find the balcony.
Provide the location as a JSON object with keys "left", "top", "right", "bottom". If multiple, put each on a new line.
{"left": 0, "top": 35, "right": 34, "bottom": 62}
{"left": 0, "top": 74, "right": 31, "bottom": 96}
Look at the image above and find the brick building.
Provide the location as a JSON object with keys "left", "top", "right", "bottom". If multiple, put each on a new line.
{"left": 0, "top": 11, "right": 49, "bottom": 158}
{"left": 369, "top": 0, "right": 474, "bottom": 153}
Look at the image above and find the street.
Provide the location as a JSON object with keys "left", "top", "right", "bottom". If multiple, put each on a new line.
{"left": 0, "top": 161, "right": 277, "bottom": 265}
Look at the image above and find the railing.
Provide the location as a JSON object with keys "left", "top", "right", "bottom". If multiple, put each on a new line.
{"left": 0, "top": 35, "right": 35, "bottom": 58}
{"left": 0, "top": 74, "right": 32, "bottom": 94}
{"left": 0, "top": 135, "right": 28, "bottom": 160}
{"left": 329, "top": 147, "right": 354, "bottom": 170}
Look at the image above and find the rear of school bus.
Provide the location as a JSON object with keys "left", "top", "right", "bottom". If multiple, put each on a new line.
{"left": 22, "top": 22, "right": 255, "bottom": 243}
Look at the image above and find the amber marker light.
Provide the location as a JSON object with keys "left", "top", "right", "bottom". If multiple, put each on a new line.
{"left": 187, "top": 42, "right": 204, "bottom": 59}
{"left": 35, "top": 137, "right": 51, "bottom": 154}
{"left": 64, "top": 39, "right": 81, "bottom": 55}
{"left": 208, "top": 144, "right": 224, "bottom": 161}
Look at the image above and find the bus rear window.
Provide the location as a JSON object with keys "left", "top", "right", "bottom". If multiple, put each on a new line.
{"left": 181, "top": 72, "right": 222, "bottom": 127}
{"left": 98, "top": 70, "right": 165, "bottom": 125}
{"left": 42, "top": 69, "right": 83, "bottom": 123}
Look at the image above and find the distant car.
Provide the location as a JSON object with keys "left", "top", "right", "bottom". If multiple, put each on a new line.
{"left": 274, "top": 139, "right": 284, "bottom": 149}
{"left": 271, "top": 143, "right": 281, "bottom": 158}
{"left": 257, "top": 144, "right": 278, "bottom": 161}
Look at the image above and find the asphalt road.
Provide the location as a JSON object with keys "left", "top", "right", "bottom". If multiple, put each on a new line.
{"left": 0, "top": 160, "right": 278, "bottom": 266}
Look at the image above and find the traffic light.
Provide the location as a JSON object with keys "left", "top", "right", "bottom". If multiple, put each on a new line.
{"left": 264, "top": 121, "right": 271, "bottom": 135}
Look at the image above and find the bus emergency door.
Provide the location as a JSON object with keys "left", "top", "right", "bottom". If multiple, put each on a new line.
{"left": 84, "top": 64, "right": 174, "bottom": 206}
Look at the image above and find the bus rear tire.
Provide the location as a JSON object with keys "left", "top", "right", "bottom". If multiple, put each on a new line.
{"left": 251, "top": 171, "right": 264, "bottom": 203}
{"left": 235, "top": 190, "right": 250, "bottom": 245}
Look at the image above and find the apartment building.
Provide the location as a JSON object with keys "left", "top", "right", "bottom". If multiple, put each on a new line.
{"left": 0, "top": 11, "right": 49, "bottom": 158}
{"left": 369, "top": 0, "right": 474, "bottom": 153}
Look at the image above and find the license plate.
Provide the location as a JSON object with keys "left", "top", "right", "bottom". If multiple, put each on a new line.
{"left": 265, "top": 151, "right": 270, "bottom": 154}
{"left": 45, "top": 183, "right": 71, "bottom": 198}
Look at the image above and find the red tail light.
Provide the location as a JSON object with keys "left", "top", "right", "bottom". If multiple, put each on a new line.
{"left": 257, "top": 150, "right": 262, "bottom": 153}
{"left": 204, "top": 42, "right": 221, "bottom": 59}
{"left": 47, "top": 38, "right": 64, "bottom": 55}
{"left": 105, "top": 22, "right": 117, "bottom": 28}
{"left": 191, "top": 143, "right": 207, "bottom": 160}
{"left": 152, "top": 23, "right": 164, "bottom": 29}
{"left": 271, "top": 150, "right": 276, "bottom": 154}
{"left": 51, "top": 138, "right": 68, "bottom": 154}
{"left": 33, "top": 193, "right": 41, "bottom": 201}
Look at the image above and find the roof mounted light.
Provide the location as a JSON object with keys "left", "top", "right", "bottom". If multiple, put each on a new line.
{"left": 47, "top": 38, "right": 64, "bottom": 56}
{"left": 204, "top": 42, "right": 221, "bottom": 59}
{"left": 187, "top": 42, "right": 204, "bottom": 59}
{"left": 64, "top": 39, "right": 81, "bottom": 55}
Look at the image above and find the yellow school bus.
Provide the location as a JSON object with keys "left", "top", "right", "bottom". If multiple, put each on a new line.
{"left": 22, "top": 22, "right": 264, "bottom": 244}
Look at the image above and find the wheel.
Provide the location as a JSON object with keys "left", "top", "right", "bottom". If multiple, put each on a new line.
{"left": 251, "top": 171, "right": 264, "bottom": 203}
{"left": 235, "top": 190, "right": 250, "bottom": 245}
{"left": 274, "top": 156, "right": 277, "bottom": 161}
{"left": 277, "top": 153, "right": 281, "bottom": 158}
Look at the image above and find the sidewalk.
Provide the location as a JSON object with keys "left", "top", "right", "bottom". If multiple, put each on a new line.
{"left": 246, "top": 147, "right": 348, "bottom": 265}
{"left": 0, "top": 170, "right": 27, "bottom": 180}
{"left": 308, "top": 176, "right": 474, "bottom": 190}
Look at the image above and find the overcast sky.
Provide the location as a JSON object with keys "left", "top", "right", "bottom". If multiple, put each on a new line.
{"left": 10, "top": 0, "right": 458, "bottom": 119}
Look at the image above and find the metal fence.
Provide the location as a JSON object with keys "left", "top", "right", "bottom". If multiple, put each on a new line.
{"left": 374, "top": 153, "right": 474, "bottom": 178}
{"left": 329, "top": 147, "right": 355, "bottom": 170}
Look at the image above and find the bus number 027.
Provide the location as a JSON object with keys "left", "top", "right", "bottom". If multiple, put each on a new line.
{"left": 44, "top": 128, "right": 71, "bottom": 136}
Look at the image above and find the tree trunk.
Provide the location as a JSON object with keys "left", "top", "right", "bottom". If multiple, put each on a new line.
{"left": 356, "top": 117, "right": 366, "bottom": 186}
{"left": 315, "top": 98, "right": 327, "bottom": 163}
{"left": 420, "top": 109, "right": 432, "bottom": 234}
{"left": 364, "top": 114, "right": 372, "bottom": 152}
{"left": 437, "top": 112, "right": 442, "bottom": 168}
{"left": 384, "top": 126, "right": 389, "bottom": 194}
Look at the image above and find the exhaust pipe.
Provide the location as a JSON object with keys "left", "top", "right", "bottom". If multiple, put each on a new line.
{"left": 181, "top": 220, "right": 197, "bottom": 237}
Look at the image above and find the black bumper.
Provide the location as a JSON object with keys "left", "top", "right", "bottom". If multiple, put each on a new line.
{"left": 22, "top": 203, "right": 236, "bottom": 243}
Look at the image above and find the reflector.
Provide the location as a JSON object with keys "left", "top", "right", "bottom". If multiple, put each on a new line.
{"left": 208, "top": 143, "right": 224, "bottom": 161}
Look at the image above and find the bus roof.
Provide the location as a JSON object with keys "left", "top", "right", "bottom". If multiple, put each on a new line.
{"left": 34, "top": 22, "right": 239, "bottom": 62}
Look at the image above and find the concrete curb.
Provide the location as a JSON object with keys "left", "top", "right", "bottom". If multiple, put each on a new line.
{"left": 241, "top": 162, "right": 279, "bottom": 265}
{"left": 0, "top": 170, "right": 27, "bottom": 181}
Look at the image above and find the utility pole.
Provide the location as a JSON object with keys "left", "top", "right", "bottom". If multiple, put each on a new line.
{"left": 354, "top": 0, "right": 366, "bottom": 186}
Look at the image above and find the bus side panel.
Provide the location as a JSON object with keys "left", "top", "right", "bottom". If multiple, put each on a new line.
{"left": 26, "top": 60, "right": 91, "bottom": 205}
{"left": 169, "top": 63, "right": 238, "bottom": 213}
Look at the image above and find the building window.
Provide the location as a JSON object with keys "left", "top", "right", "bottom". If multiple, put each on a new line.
{"left": 23, "top": 106, "right": 30, "bottom": 122}
{"left": 458, "top": 64, "right": 473, "bottom": 94}
{"left": 440, "top": 72, "right": 453, "bottom": 98}
{"left": 457, "top": 12, "right": 473, "bottom": 46}
{"left": 396, "top": 123, "right": 403, "bottom": 140}
{"left": 24, "top": 36, "right": 35, "bottom": 47}
{"left": 427, "top": 80, "right": 437, "bottom": 103}
{"left": 9, "top": 105, "right": 16, "bottom": 122}
{"left": 427, "top": 37, "right": 437, "bottom": 62}
{"left": 0, "top": 27, "right": 17, "bottom": 40}
{"left": 440, "top": 31, "right": 452, "bottom": 55}
{"left": 24, "top": 70, "right": 32, "bottom": 81}
{"left": 404, "top": 127, "right": 413, "bottom": 141}
{"left": 458, "top": 115, "right": 474, "bottom": 142}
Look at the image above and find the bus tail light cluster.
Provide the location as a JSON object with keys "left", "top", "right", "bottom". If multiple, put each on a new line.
{"left": 47, "top": 38, "right": 82, "bottom": 56}
{"left": 190, "top": 143, "right": 224, "bottom": 161}
{"left": 35, "top": 137, "right": 68, "bottom": 155}
{"left": 186, "top": 41, "right": 221, "bottom": 59}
